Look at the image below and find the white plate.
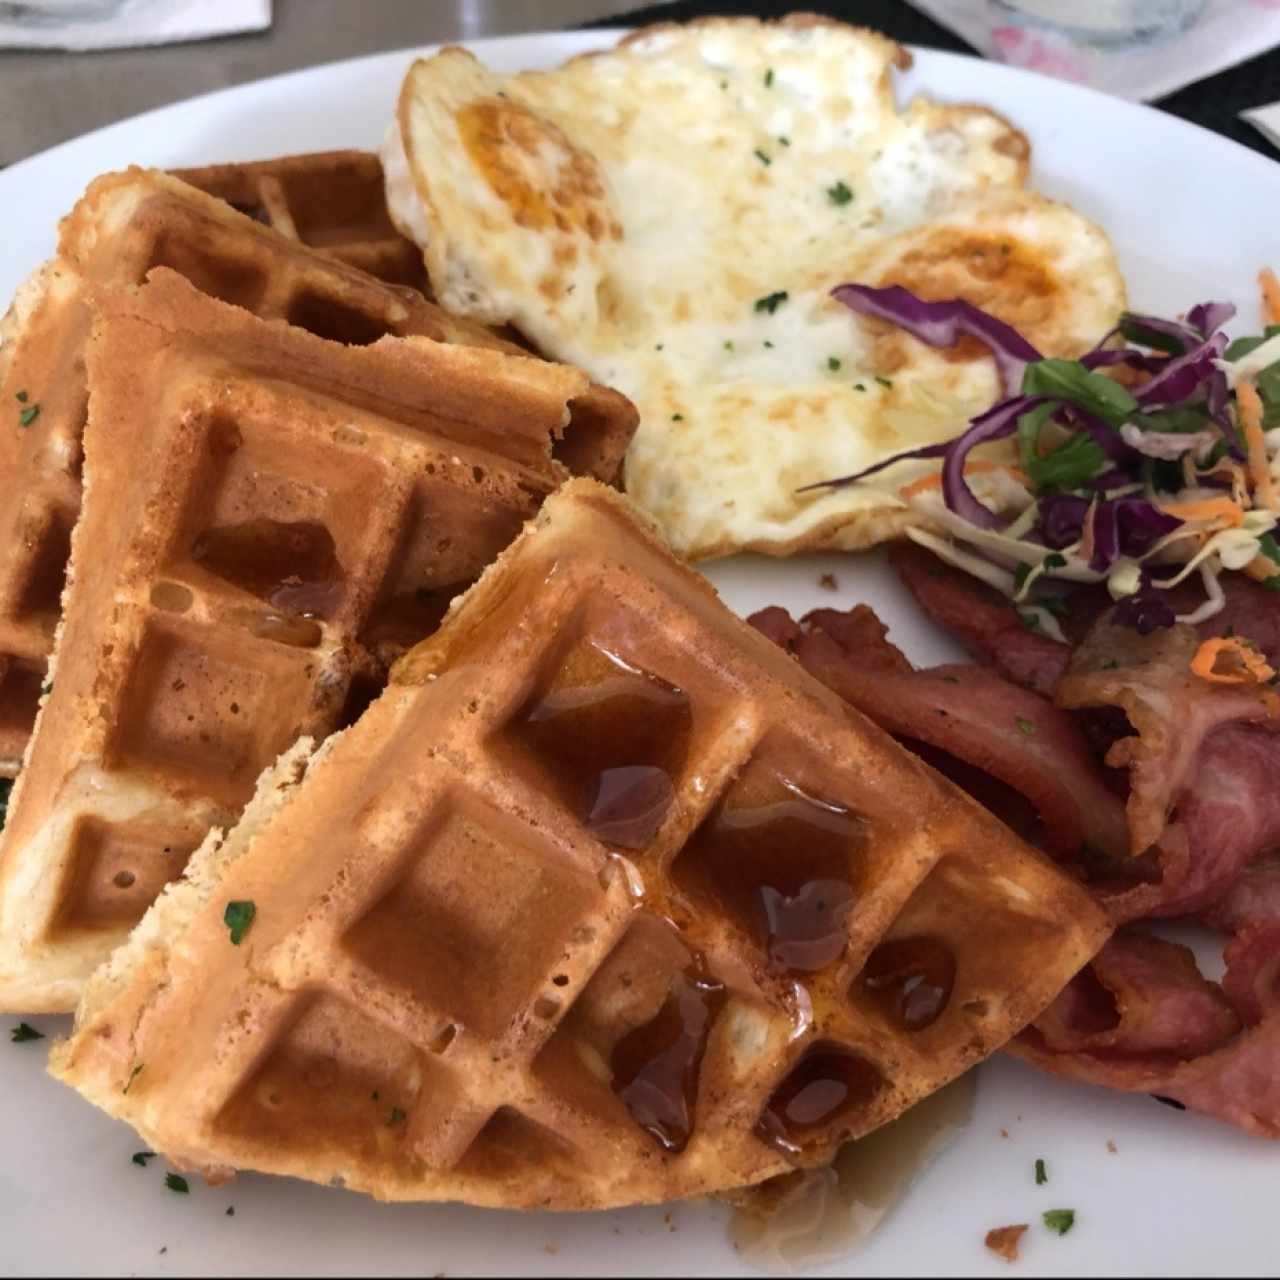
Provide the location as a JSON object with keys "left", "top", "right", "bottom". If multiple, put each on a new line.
{"left": 2, "top": 28, "right": 1277, "bottom": 1280}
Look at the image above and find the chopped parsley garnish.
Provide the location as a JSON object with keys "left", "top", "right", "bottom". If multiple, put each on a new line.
{"left": 15, "top": 390, "right": 28, "bottom": 403}
{"left": 223, "top": 900, "right": 255, "bottom": 946}
{"left": 1027, "top": 432, "right": 1106, "bottom": 494}
{"left": 388, "top": 1107, "right": 407, "bottom": 1128}
{"left": 1015, "top": 717, "right": 1037, "bottom": 736}
{"left": 11, "top": 1022, "right": 43, "bottom": 1042}
{"left": 755, "top": 291, "right": 788, "bottom": 315}
{"left": 123, "top": 1063, "right": 144, "bottom": 1094}
{"left": 754, "top": 148, "right": 772, "bottom": 166}
{"left": 1034, "top": 1157, "right": 1047, "bottom": 1185}
{"left": 1013, "top": 563, "right": 1032, "bottom": 592}
{"left": 671, "top": 413, "right": 684, "bottom": 422}
{"left": 828, "top": 357, "right": 842, "bottom": 372}
{"left": 854, "top": 382, "right": 867, "bottom": 392}
{"left": 764, "top": 68, "right": 774, "bottom": 87}
{"left": 875, "top": 375, "right": 893, "bottom": 389}
{"left": 1042, "top": 1208, "right": 1075, "bottom": 1235}
{"left": 1120, "top": 315, "right": 1189, "bottom": 355}
{"left": 827, "top": 180, "right": 853, "bottom": 206}
{"left": 18, "top": 405, "right": 40, "bottom": 428}
{"left": 724, "top": 340, "right": 734, "bottom": 351}
{"left": 132, "top": 1151, "right": 156, "bottom": 1167}
{"left": 1022, "top": 358, "right": 1137, "bottom": 428}
{"left": 654, "top": 343, "right": 664, "bottom": 351}
{"left": 165, "top": 1173, "right": 190, "bottom": 1195}
{"left": 778, "top": 135, "right": 791, "bottom": 146}
{"left": 1044, "top": 553, "right": 1067, "bottom": 571}
{"left": 763, "top": 340, "right": 774, "bottom": 349}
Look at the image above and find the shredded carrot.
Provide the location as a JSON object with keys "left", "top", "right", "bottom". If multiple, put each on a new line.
{"left": 1191, "top": 636, "right": 1277, "bottom": 686}
{"left": 1237, "top": 379, "right": 1280, "bottom": 513}
{"left": 1157, "top": 496, "right": 1245, "bottom": 527}
{"left": 898, "top": 461, "right": 1027, "bottom": 500}
{"left": 1246, "top": 553, "right": 1280, "bottom": 583}
{"left": 1261, "top": 267, "right": 1280, "bottom": 327}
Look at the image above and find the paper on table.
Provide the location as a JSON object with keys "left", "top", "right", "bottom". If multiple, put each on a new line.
{"left": 0, "top": 0, "right": 271, "bottom": 52}
{"left": 908, "top": 1, "right": 1280, "bottom": 102}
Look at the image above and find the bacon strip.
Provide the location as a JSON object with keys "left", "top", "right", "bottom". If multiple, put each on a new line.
{"left": 1200, "top": 853, "right": 1280, "bottom": 933}
{"left": 890, "top": 542, "right": 1077, "bottom": 696}
{"left": 750, "top": 604, "right": 1129, "bottom": 861}
{"left": 1015, "top": 926, "right": 1280, "bottom": 1137}
{"left": 1056, "top": 616, "right": 1280, "bottom": 858}
{"left": 1030, "top": 931, "right": 1239, "bottom": 1057}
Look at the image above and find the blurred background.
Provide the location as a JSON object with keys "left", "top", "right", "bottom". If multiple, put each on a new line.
{"left": 0, "top": 0, "right": 663, "bottom": 164}
{"left": 2, "top": 0, "right": 1278, "bottom": 166}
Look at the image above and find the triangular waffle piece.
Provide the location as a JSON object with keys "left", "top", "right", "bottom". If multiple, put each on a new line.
{"left": 0, "top": 268, "right": 608, "bottom": 1013}
{"left": 0, "top": 169, "right": 636, "bottom": 775}
{"left": 51, "top": 480, "right": 1110, "bottom": 1209}
{"left": 171, "top": 150, "right": 426, "bottom": 291}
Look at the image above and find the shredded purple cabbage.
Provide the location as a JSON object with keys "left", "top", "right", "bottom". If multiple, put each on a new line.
{"left": 941, "top": 395, "right": 1049, "bottom": 529}
{"left": 1188, "top": 301, "right": 1237, "bottom": 339}
{"left": 831, "top": 284, "right": 1042, "bottom": 396}
{"left": 1134, "top": 332, "right": 1229, "bottom": 409}
{"left": 1112, "top": 585, "right": 1177, "bottom": 634}
{"left": 1038, "top": 494, "right": 1090, "bottom": 549}
{"left": 1038, "top": 496, "right": 1181, "bottom": 569}
{"left": 805, "top": 283, "right": 1257, "bottom": 637}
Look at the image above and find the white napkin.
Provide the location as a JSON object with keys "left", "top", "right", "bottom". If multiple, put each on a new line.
{"left": 908, "top": 1, "right": 1280, "bottom": 102}
{"left": 0, "top": 0, "right": 271, "bottom": 52}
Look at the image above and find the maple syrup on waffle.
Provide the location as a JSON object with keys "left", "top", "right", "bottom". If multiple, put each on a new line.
{"left": 192, "top": 518, "right": 344, "bottom": 619}
{"left": 676, "top": 777, "right": 860, "bottom": 972}
{"left": 755, "top": 1043, "right": 884, "bottom": 1158}
{"left": 731, "top": 1074, "right": 977, "bottom": 1271}
{"left": 610, "top": 951, "right": 726, "bottom": 1154}
{"left": 513, "top": 643, "right": 691, "bottom": 850}
{"left": 860, "top": 937, "right": 956, "bottom": 1032}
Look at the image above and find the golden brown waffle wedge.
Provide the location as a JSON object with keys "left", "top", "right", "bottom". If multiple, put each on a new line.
{"left": 172, "top": 150, "right": 426, "bottom": 290}
{"left": 51, "top": 480, "right": 1111, "bottom": 1209}
{"left": 0, "top": 168, "right": 636, "bottom": 777}
{"left": 0, "top": 268, "right": 610, "bottom": 1014}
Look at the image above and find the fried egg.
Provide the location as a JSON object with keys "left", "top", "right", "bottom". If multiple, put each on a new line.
{"left": 384, "top": 15, "right": 1126, "bottom": 559}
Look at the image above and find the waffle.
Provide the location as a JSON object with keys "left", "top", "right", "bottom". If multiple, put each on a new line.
{"left": 51, "top": 480, "right": 1111, "bottom": 1210}
{"left": 172, "top": 151, "right": 426, "bottom": 291}
{"left": 0, "top": 267, "right": 606, "bottom": 1014}
{"left": 0, "top": 168, "right": 636, "bottom": 777}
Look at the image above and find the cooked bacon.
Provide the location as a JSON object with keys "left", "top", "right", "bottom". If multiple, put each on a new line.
{"left": 1057, "top": 616, "right": 1280, "bottom": 858}
{"left": 1221, "top": 924, "right": 1280, "bottom": 1027}
{"left": 754, "top": 561, "right": 1280, "bottom": 1140}
{"left": 1201, "top": 853, "right": 1280, "bottom": 933}
{"left": 985, "top": 1224, "right": 1028, "bottom": 1263}
{"left": 1158, "top": 726, "right": 1280, "bottom": 918}
{"left": 1031, "top": 931, "right": 1239, "bottom": 1057}
{"left": 890, "top": 542, "right": 1077, "bottom": 696}
{"left": 747, "top": 605, "right": 802, "bottom": 653}
{"left": 892, "top": 542, "right": 1280, "bottom": 687}
{"left": 1015, "top": 926, "right": 1280, "bottom": 1137}
{"left": 749, "top": 604, "right": 1129, "bottom": 861}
